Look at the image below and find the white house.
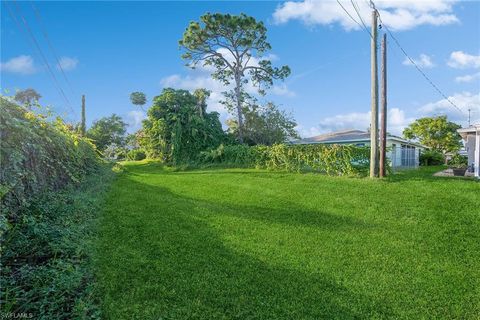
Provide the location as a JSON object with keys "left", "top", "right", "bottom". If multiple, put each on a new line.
{"left": 458, "top": 125, "right": 480, "bottom": 178}
{"left": 291, "top": 129, "right": 426, "bottom": 169}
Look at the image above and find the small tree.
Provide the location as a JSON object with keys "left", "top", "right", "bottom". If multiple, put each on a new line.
{"left": 227, "top": 101, "right": 299, "bottom": 145}
{"left": 403, "top": 116, "right": 462, "bottom": 158}
{"left": 180, "top": 13, "right": 290, "bottom": 143}
{"left": 130, "top": 92, "right": 147, "bottom": 111}
{"left": 86, "top": 114, "right": 127, "bottom": 152}
{"left": 14, "top": 88, "right": 41, "bottom": 109}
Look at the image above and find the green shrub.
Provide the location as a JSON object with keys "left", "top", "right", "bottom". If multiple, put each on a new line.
{"left": 448, "top": 154, "right": 468, "bottom": 168}
{"left": 127, "top": 149, "right": 147, "bottom": 161}
{"left": 420, "top": 150, "right": 444, "bottom": 166}
{"left": 200, "top": 143, "right": 371, "bottom": 176}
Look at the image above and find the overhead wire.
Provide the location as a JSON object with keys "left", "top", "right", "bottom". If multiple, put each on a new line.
{"left": 350, "top": 0, "right": 373, "bottom": 39}
{"left": 368, "top": 0, "right": 466, "bottom": 117}
{"left": 30, "top": 1, "right": 76, "bottom": 95}
{"left": 6, "top": 1, "right": 77, "bottom": 118}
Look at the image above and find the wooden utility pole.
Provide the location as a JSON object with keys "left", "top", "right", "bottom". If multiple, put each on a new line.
{"left": 370, "top": 10, "right": 379, "bottom": 178}
{"left": 80, "top": 95, "right": 86, "bottom": 136}
{"left": 379, "top": 33, "right": 387, "bottom": 177}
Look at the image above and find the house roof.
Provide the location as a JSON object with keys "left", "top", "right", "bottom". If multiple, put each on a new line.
{"left": 458, "top": 125, "right": 480, "bottom": 139}
{"left": 291, "top": 129, "right": 426, "bottom": 148}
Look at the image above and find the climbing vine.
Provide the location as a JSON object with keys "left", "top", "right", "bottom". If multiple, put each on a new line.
{"left": 0, "top": 96, "right": 99, "bottom": 214}
{"left": 200, "top": 143, "right": 371, "bottom": 175}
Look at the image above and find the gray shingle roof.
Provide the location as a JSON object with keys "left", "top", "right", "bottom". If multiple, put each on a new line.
{"left": 291, "top": 130, "right": 370, "bottom": 144}
{"left": 291, "top": 129, "right": 427, "bottom": 148}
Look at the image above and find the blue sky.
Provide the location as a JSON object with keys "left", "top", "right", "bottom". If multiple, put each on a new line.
{"left": 1, "top": 0, "right": 479, "bottom": 136}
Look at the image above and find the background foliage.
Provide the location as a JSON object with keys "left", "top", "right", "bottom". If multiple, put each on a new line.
{"left": 227, "top": 101, "right": 299, "bottom": 146}
{"left": 86, "top": 114, "right": 127, "bottom": 153}
{"left": 403, "top": 116, "right": 462, "bottom": 155}
{"left": 419, "top": 150, "right": 445, "bottom": 166}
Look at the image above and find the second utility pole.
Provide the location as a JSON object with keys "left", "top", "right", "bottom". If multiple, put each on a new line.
{"left": 379, "top": 33, "right": 387, "bottom": 177}
{"left": 370, "top": 10, "right": 379, "bottom": 178}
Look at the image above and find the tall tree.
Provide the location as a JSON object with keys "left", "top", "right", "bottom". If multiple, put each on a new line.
{"left": 403, "top": 116, "right": 462, "bottom": 156}
{"left": 86, "top": 114, "right": 127, "bottom": 152}
{"left": 130, "top": 92, "right": 147, "bottom": 111}
{"left": 179, "top": 13, "right": 290, "bottom": 142}
{"left": 14, "top": 88, "right": 41, "bottom": 109}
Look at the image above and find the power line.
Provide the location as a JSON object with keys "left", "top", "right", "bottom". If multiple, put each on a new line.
{"left": 369, "top": 0, "right": 467, "bottom": 117}
{"left": 30, "top": 1, "right": 76, "bottom": 95}
{"left": 336, "top": 0, "right": 361, "bottom": 27}
{"left": 336, "top": 0, "right": 376, "bottom": 45}
{"left": 6, "top": 1, "right": 77, "bottom": 118}
{"left": 350, "top": 0, "right": 372, "bottom": 39}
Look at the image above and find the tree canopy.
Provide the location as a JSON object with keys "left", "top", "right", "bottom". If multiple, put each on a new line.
{"left": 86, "top": 114, "right": 127, "bottom": 152}
{"left": 14, "top": 88, "right": 42, "bottom": 109}
{"left": 141, "top": 88, "right": 225, "bottom": 164}
{"left": 130, "top": 92, "right": 147, "bottom": 110}
{"left": 179, "top": 13, "right": 290, "bottom": 142}
{"left": 403, "top": 116, "right": 462, "bottom": 154}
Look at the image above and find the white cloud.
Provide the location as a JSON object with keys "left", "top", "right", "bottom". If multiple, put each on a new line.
{"left": 447, "top": 51, "right": 480, "bottom": 69}
{"left": 271, "top": 83, "right": 296, "bottom": 97}
{"left": 273, "top": 0, "right": 459, "bottom": 31}
{"left": 300, "top": 107, "right": 413, "bottom": 138}
{"left": 57, "top": 56, "right": 78, "bottom": 71}
{"left": 317, "top": 111, "right": 372, "bottom": 133}
{"left": 0, "top": 55, "right": 36, "bottom": 75}
{"left": 419, "top": 91, "right": 480, "bottom": 124}
{"left": 403, "top": 54, "right": 435, "bottom": 68}
{"left": 126, "top": 110, "right": 146, "bottom": 131}
{"left": 455, "top": 72, "right": 480, "bottom": 83}
{"left": 296, "top": 125, "right": 322, "bottom": 138}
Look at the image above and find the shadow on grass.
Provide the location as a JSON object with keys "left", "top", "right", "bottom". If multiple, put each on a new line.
{"left": 96, "top": 177, "right": 392, "bottom": 320}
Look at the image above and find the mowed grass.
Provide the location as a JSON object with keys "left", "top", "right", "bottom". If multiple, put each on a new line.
{"left": 95, "top": 161, "right": 480, "bottom": 319}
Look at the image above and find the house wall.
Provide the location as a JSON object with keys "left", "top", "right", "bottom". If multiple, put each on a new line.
{"left": 465, "top": 134, "right": 476, "bottom": 170}
{"left": 386, "top": 141, "right": 421, "bottom": 169}
{"left": 475, "top": 130, "right": 479, "bottom": 178}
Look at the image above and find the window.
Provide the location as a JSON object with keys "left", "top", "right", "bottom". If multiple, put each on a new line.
{"left": 401, "top": 144, "right": 416, "bottom": 167}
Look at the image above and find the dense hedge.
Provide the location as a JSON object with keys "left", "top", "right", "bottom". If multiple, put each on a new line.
{"left": 1, "top": 97, "right": 103, "bottom": 318}
{"left": 0, "top": 97, "right": 99, "bottom": 213}
{"left": 200, "top": 143, "right": 371, "bottom": 175}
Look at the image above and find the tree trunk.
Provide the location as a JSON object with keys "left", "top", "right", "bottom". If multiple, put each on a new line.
{"left": 234, "top": 74, "right": 244, "bottom": 143}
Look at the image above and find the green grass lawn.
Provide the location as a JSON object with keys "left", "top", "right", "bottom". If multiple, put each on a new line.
{"left": 95, "top": 162, "right": 480, "bottom": 319}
